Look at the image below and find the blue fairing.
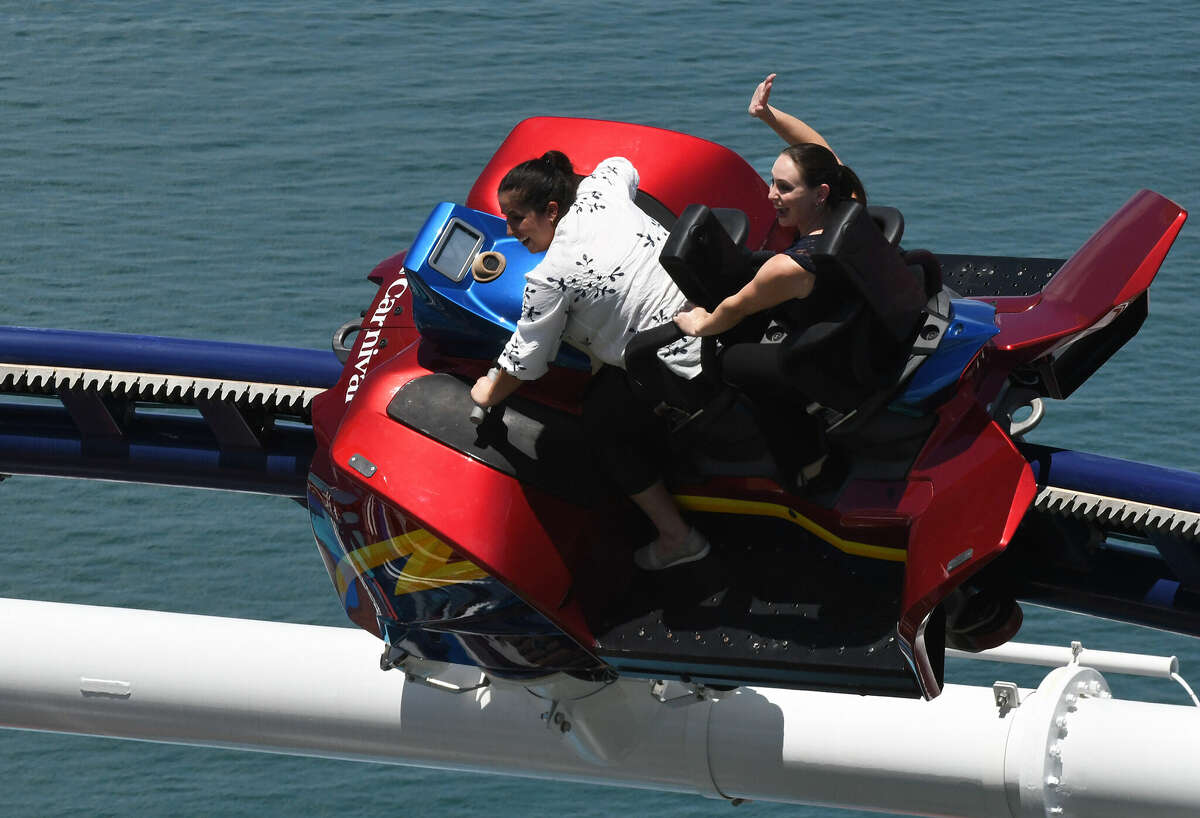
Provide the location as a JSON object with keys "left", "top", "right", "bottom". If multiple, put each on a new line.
{"left": 893, "top": 298, "right": 999, "bottom": 412}
{"left": 406, "top": 203, "right": 591, "bottom": 369}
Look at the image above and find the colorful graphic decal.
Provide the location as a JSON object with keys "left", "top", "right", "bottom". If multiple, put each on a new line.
{"left": 333, "top": 527, "right": 489, "bottom": 600}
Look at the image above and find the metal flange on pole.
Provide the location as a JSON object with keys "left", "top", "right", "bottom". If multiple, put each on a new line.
{"left": 1007, "top": 664, "right": 1111, "bottom": 817}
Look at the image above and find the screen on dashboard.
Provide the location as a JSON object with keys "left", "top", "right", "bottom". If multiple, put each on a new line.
{"left": 430, "top": 220, "right": 483, "bottom": 282}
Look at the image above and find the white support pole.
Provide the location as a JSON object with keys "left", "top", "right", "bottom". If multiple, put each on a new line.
{"left": 2, "top": 598, "right": 1200, "bottom": 817}
{"left": 948, "top": 640, "right": 1180, "bottom": 678}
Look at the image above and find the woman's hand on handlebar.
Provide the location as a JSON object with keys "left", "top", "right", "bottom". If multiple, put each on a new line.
{"left": 471, "top": 372, "right": 500, "bottom": 407}
{"left": 674, "top": 304, "right": 715, "bottom": 337}
{"left": 471, "top": 366, "right": 522, "bottom": 408}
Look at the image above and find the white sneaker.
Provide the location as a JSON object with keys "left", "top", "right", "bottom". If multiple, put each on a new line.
{"left": 634, "top": 528, "right": 711, "bottom": 571}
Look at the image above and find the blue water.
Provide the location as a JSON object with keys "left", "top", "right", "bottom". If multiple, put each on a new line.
{"left": 2, "top": 2, "right": 1199, "bottom": 815}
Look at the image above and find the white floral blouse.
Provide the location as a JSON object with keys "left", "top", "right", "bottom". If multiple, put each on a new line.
{"left": 497, "top": 157, "right": 701, "bottom": 381}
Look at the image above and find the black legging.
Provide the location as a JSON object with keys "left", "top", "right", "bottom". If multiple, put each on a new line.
{"left": 720, "top": 342, "right": 826, "bottom": 480}
{"left": 581, "top": 363, "right": 705, "bottom": 496}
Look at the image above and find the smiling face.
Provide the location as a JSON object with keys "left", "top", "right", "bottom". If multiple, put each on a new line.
{"left": 769, "top": 153, "right": 829, "bottom": 233}
{"left": 498, "top": 191, "right": 559, "bottom": 253}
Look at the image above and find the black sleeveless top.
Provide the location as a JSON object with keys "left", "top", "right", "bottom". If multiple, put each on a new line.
{"left": 772, "top": 233, "right": 850, "bottom": 332}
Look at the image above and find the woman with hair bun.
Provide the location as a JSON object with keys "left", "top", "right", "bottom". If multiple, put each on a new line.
{"left": 471, "top": 150, "right": 711, "bottom": 571}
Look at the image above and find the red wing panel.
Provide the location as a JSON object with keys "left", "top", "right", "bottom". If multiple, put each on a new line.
{"left": 993, "top": 190, "right": 1186, "bottom": 355}
{"left": 899, "top": 405, "right": 1037, "bottom": 643}
{"left": 465, "top": 116, "right": 780, "bottom": 248}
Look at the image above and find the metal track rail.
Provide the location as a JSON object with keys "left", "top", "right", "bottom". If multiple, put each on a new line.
{"left": 1, "top": 362, "right": 324, "bottom": 418}
{"left": 0, "top": 327, "right": 344, "bottom": 495}
{"left": 1022, "top": 443, "right": 1200, "bottom": 540}
{"left": 1009, "top": 443, "right": 1200, "bottom": 637}
{"left": 1033, "top": 484, "right": 1200, "bottom": 542}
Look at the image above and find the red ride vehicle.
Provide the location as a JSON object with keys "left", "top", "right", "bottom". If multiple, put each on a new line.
{"left": 306, "top": 117, "right": 1188, "bottom": 699}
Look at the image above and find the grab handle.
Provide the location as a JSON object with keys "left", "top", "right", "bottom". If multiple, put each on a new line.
{"left": 470, "top": 367, "right": 500, "bottom": 425}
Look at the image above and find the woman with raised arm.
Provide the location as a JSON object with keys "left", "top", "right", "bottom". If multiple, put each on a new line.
{"left": 675, "top": 73, "right": 866, "bottom": 339}
{"left": 672, "top": 141, "right": 866, "bottom": 338}
{"left": 674, "top": 75, "right": 867, "bottom": 486}
{"left": 471, "top": 151, "right": 711, "bottom": 571}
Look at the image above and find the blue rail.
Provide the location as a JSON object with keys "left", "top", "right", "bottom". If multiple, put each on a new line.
{"left": 0, "top": 327, "right": 342, "bottom": 496}
{"left": 0, "top": 326, "right": 343, "bottom": 387}
{"left": 1021, "top": 443, "right": 1200, "bottom": 514}
{"left": 0, "top": 405, "right": 313, "bottom": 496}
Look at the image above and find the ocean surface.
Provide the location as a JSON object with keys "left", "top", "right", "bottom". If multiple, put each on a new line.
{"left": 2, "top": 2, "right": 1199, "bottom": 815}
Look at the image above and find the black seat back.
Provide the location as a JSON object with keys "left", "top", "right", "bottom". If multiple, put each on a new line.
{"left": 659, "top": 204, "right": 754, "bottom": 311}
{"left": 724, "top": 201, "right": 928, "bottom": 414}
{"left": 626, "top": 205, "right": 764, "bottom": 404}
{"left": 810, "top": 201, "right": 927, "bottom": 345}
{"left": 867, "top": 205, "right": 905, "bottom": 247}
{"left": 712, "top": 207, "right": 750, "bottom": 247}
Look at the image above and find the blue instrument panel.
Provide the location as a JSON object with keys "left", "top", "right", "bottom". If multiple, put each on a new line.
{"left": 405, "top": 203, "right": 590, "bottom": 369}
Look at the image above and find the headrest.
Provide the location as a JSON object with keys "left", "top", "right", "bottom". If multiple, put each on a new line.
{"left": 812, "top": 201, "right": 928, "bottom": 342}
{"left": 711, "top": 208, "right": 751, "bottom": 247}
{"left": 659, "top": 204, "right": 752, "bottom": 311}
{"left": 866, "top": 205, "right": 904, "bottom": 246}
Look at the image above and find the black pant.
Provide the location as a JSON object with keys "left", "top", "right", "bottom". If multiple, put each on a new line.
{"left": 720, "top": 342, "right": 827, "bottom": 480}
{"left": 581, "top": 364, "right": 702, "bottom": 496}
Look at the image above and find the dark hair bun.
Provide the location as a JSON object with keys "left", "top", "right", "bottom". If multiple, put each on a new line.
{"left": 540, "top": 150, "right": 574, "bottom": 176}
{"left": 499, "top": 149, "right": 580, "bottom": 212}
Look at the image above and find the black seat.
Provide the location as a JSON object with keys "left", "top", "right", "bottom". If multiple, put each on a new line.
{"left": 626, "top": 200, "right": 934, "bottom": 483}
{"left": 709, "top": 202, "right": 924, "bottom": 419}
{"left": 625, "top": 203, "right": 759, "bottom": 414}
{"left": 632, "top": 200, "right": 929, "bottom": 404}
{"left": 657, "top": 203, "right": 769, "bottom": 351}
{"left": 658, "top": 203, "right": 754, "bottom": 312}
{"left": 867, "top": 205, "right": 904, "bottom": 247}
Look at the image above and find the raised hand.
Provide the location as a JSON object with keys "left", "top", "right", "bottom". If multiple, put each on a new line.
{"left": 749, "top": 73, "right": 777, "bottom": 120}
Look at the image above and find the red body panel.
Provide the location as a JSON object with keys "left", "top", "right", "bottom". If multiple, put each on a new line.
{"left": 329, "top": 383, "right": 597, "bottom": 647}
{"left": 899, "top": 391, "right": 1037, "bottom": 640}
{"left": 466, "top": 116, "right": 785, "bottom": 249}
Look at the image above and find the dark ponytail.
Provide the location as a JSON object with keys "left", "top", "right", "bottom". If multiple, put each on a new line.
{"left": 780, "top": 143, "right": 867, "bottom": 207}
{"left": 498, "top": 150, "right": 579, "bottom": 214}
{"left": 835, "top": 163, "right": 867, "bottom": 206}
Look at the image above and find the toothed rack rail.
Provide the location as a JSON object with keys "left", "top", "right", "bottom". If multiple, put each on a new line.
{"left": 0, "top": 327, "right": 342, "bottom": 497}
